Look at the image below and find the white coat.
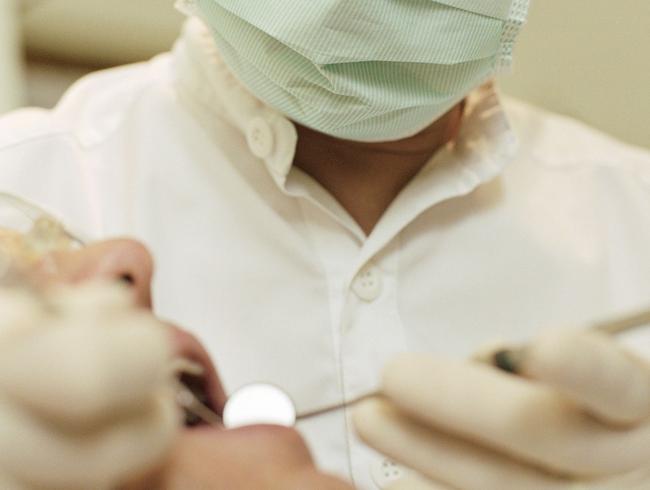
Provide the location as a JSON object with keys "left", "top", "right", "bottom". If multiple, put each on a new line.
{"left": 1, "top": 19, "right": 650, "bottom": 489}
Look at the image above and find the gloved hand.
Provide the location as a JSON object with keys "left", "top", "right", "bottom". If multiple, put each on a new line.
{"left": 353, "top": 329, "right": 650, "bottom": 490}
{"left": 0, "top": 283, "right": 179, "bottom": 490}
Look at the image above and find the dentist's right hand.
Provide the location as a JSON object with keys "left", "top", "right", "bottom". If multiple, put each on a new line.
{"left": 0, "top": 283, "right": 178, "bottom": 490}
{"left": 0, "top": 236, "right": 354, "bottom": 490}
{"left": 59, "top": 242, "right": 354, "bottom": 490}
{"left": 0, "top": 238, "right": 182, "bottom": 490}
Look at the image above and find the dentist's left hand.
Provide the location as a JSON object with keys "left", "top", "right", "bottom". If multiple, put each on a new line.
{"left": 354, "top": 330, "right": 650, "bottom": 489}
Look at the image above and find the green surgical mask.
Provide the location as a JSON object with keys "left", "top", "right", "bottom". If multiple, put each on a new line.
{"left": 179, "top": 0, "right": 529, "bottom": 142}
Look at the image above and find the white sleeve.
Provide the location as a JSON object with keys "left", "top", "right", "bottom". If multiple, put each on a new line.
{"left": 0, "top": 108, "right": 101, "bottom": 240}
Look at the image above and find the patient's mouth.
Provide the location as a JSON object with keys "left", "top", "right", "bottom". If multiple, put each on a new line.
{"left": 167, "top": 325, "right": 227, "bottom": 426}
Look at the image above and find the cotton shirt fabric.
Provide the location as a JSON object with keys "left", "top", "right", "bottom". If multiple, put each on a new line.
{"left": 2, "top": 18, "right": 650, "bottom": 489}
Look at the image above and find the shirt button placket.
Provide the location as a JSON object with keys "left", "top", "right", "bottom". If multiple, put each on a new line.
{"left": 371, "top": 459, "right": 409, "bottom": 488}
{"left": 352, "top": 263, "right": 383, "bottom": 302}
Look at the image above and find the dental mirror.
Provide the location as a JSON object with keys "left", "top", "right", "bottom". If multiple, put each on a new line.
{"left": 223, "top": 383, "right": 296, "bottom": 429}
{"left": 177, "top": 382, "right": 297, "bottom": 429}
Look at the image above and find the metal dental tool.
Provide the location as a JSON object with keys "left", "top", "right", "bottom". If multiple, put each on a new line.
{"left": 490, "top": 308, "right": 650, "bottom": 374}
{"left": 178, "top": 307, "right": 650, "bottom": 427}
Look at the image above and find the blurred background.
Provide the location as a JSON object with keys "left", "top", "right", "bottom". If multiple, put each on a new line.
{"left": 0, "top": 0, "right": 648, "bottom": 149}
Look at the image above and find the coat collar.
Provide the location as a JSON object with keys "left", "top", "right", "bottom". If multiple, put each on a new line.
{"left": 171, "top": 17, "right": 519, "bottom": 259}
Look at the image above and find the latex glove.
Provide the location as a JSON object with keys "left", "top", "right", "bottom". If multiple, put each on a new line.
{"left": 354, "top": 330, "right": 650, "bottom": 490}
{"left": 0, "top": 283, "right": 179, "bottom": 490}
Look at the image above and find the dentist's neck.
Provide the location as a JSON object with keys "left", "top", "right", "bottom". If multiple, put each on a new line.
{"left": 293, "top": 101, "right": 465, "bottom": 236}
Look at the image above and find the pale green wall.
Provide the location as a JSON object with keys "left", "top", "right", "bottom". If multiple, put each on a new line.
{"left": 22, "top": 0, "right": 183, "bottom": 66}
{"left": 0, "top": 0, "right": 24, "bottom": 112}
{"left": 499, "top": 0, "right": 650, "bottom": 149}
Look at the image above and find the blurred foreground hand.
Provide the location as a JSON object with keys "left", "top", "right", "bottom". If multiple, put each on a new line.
{"left": 0, "top": 283, "right": 178, "bottom": 490}
{"left": 354, "top": 330, "right": 650, "bottom": 490}
{"left": 0, "top": 233, "right": 353, "bottom": 490}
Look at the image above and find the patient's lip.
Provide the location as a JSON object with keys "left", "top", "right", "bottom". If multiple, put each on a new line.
{"left": 168, "top": 325, "right": 227, "bottom": 418}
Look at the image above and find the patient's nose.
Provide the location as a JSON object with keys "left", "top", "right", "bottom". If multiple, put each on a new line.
{"left": 53, "top": 239, "right": 154, "bottom": 308}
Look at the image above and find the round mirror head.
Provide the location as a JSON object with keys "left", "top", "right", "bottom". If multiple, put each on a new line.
{"left": 223, "top": 383, "right": 296, "bottom": 429}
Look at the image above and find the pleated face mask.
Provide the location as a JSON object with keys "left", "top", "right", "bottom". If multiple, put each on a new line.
{"left": 179, "top": 0, "right": 530, "bottom": 142}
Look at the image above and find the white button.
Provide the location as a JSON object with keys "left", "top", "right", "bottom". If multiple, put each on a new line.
{"left": 352, "top": 264, "right": 382, "bottom": 302}
{"left": 246, "top": 117, "right": 275, "bottom": 159}
{"left": 371, "top": 459, "right": 406, "bottom": 488}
